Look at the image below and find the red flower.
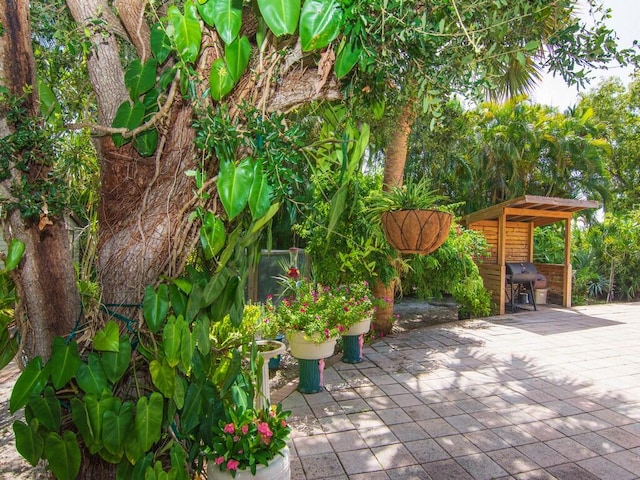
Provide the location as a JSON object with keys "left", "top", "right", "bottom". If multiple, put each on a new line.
{"left": 227, "top": 459, "right": 240, "bottom": 471}
{"left": 223, "top": 423, "right": 235, "bottom": 434}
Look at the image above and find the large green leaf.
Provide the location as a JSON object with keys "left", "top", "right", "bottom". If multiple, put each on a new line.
{"left": 111, "top": 101, "right": 146, "bottom": 147}
{"left": 70, "top": 397, "right": 98, "bottom": 450}
{"left": 30, "top": 387, "right": 61, "bottom": 432}
{"left": 335, "top": 38, "right": 361, "bottom": 78}
{"left": 179, "top": 321, "right": 195, "bottom": 372}
{"left": 101, "top": 335, "right": 132, "bottom": 383}
{"left": 162, "top": 316, "right": 181, "bottom": 367}
{"left": 167, "top": 2, "right": 202, "bottom": 64}
{"left": 173, "top": 375, "right": 187, "bottom": 410}
{"left": 150, "top": 23, "right": 172, "bottom": 63}
{"left": 209, "top": 58, "right": 235, "bottom": 101}
{"left": 299, "top": 0, "right": 343, "bottom": 51}
{"left": 133, "top": 128, "right": 159, "bottom": 157}
{"left": 102, "top": 402, "right": 134, "bottom": 457}
{"left": 0, "top": 328, "right": 18, "bottom": 370}
{"left": 125, "top": 58, "right": 158, "bottom": 100}
{"left": 180, "top": 382, "right": 204, "bottom": 433}
{"left": 13, "top": 420, "right": 44, "bottom": 466}
{"left": 217, "top": 158, "right": 254, "bottom": 220}
{"left": 201, "top": 269, "right": 229, "bottom": 308}
{"left": 143, "top": 284, "right": 169, "bottom": 333}
{"left": 200, "top": 211, "right": 226, "bottom": 260}
{"left": 94, "top": 320, "right": 120, "bottom": 352}
{"left": 136, "top": 393, "right": 164, "bottom": 451}
{"left": 248, "top": 202, "right": 280, "bottom": 237}
{"left": 257, "top": 0, "right": 300, "bottom": 36}
{"left": 150, "top": 360, "right": 176, "bottom": 399}
{"left": 5, "top": 238, "right": 25, "bottom": 271}
{"left": 10, "top": 357, "right": 46, "bottom": 413}
{"left": 198, "top": 0, "right": 243, "bottom": 45}
{"left": 225, "top": 36, "right": 251, "bottom": 82}
{"left": 194, "top": 316, "right": 211, "bottom": 355}
{"left": 44, "top": 431, "right": 81, "bottom": 480}
{"left": 85, "top": 393, "right": 115, "bottom": 454}
{"left": 169, "top": 283, "right": 188, "bottom": 318}
{"left": 248, "top": 159, "right": 273, "bottom": 219}
{"left": 76, "top": 353, "right": 108, "bottom": 394}
{"left": 49, "top": 337, "right": 80, "bottom": 389}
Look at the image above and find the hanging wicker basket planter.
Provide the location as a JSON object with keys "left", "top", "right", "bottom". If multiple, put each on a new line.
{"left": 381, "top": 209, "right": 452, "bottom": 255}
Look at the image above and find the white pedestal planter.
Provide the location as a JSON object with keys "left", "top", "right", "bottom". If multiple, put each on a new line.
{"left": 286, "top": 331, "right": 336, "bottom": 360}
{"left": 208, "top": 446, "right": 290, "bottom": 480}
{"left": 255, "top": 340, "right": 286, "bottom": 409}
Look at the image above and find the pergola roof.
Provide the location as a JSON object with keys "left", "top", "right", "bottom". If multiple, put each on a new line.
{"left": 460, "top": 195, "right": 600, "bottom": 227}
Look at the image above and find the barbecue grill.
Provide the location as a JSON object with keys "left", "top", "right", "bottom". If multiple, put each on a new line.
{"left": 505, "top": 262, "right": 545, "bottom": 312}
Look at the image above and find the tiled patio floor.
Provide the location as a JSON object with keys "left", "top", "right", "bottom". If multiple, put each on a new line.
{"left": 274, "top": 303, "right": 640, "bottom": 480}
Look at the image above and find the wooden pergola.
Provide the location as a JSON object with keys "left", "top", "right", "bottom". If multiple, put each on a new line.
{"left": 460, "top": 195, "right": 599, "bottom": 314}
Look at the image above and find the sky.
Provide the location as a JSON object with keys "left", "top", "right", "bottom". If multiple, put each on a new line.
{"left": 530, "top": 0, "right": 640, "bottom": 110}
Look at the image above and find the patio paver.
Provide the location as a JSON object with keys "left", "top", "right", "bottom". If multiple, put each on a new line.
{"left": 282, "top": 302, "right": 640, "bottom": 479}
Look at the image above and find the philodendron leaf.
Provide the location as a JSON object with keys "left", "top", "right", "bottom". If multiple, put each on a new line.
{"left": 49, "top": 337, "right": 80, "bottom": 389}
{"left": 30, "top": 386, "right": 61, "bottom": 432}
{"left": 167, "top": 1, "right": 202, "bottom": 64}
{"left": 136, "top": 393, "right": 164, "bottom": 451}
{"left": 133, "top": 128, "right": 159, "bottom": 157}
{"left": 101, "top": 335, "right": 132, "bottom": 383}
{"left": 102, "top": 401, "right": 134, "bottom": 457}
{"left": 143, "top": 284, "right": 169, "bottom": 333}
{"left": 209, "top": 58, "right": 235, "bottom": 101}
{"left": 257, "top": 0, "right": 300, "bottom": 36}
{"left": 335, "top": 38, "right": 361, "bottom": 78}
{"left": 125, "top": 58, "right": 158, "bottom": 100}
{"left": 111, "top": 100, "right": 145, "bottom": 147}
{"left": 248, "top": 159, "right": 274, "bottom": 219}
{"left": 5, "top": 238, "right": 25, "bottom": 271}
{"left": 299, "top": 0, "right": 343, "bottom": 51}
{"left": 13, "top": 420, "right": 44, "bottom": 466}
{"left": 44, "top": 431, "right": 81, "bottom": 480}
{"left": 76, "top": 353, "right": 108, "bottom": 394}
{"left": 198, "top": 0, "right": 243, "bottom": 45}
{"left": 162, "top": 316, "right": 181, "bottom": 368}
{"left": 217, "top": 157, "right": 254, "bottom": 220}
{"left": 200, "top": 211, "right": 226, "bottom": 260}
{"left": 150, "top": 23, "right": 172, "bottom": 63}
{"left": 10, "top": 356, "right": 46, "bottom": 413}
{"left": 150, "top": 360, "right": 177, "bottom": 399}
{"left": 93, "top": 320, "right": 120, "bottom": 352}
{"left": 225, "top": 36, "right": 251, "bottom": 82}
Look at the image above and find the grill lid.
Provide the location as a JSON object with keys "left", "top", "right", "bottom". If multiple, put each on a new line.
{"left": 506, "top": 262, "right": 538, "bottom": 283}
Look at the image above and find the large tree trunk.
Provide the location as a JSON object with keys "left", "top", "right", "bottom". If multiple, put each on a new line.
{"left": 0, "top": 0, "right": 79, "bottom": 363}
{"left": 382, "top": 104, "right": 415, "bottom": 190}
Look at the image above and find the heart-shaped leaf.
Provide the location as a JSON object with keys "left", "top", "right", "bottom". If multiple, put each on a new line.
{"left": 136, "top": 393, "right": 164, "bottom": 451}
{"left": 102, "top": 402, "right": 134, "bottom": 456}
{"left": 335, "top": 38, "right": 361, "bottom": 78}
{"left": 49, "top": 337, "right": 81, "bottom": 389}
{"left": 44, "top": 431, "right": 81, "bottom": 480}
{"left": 70, "top": 397, "right": 98, "bottom": 450}
{"left": 30, "top": 387, "right": 61, "bottom": 432}
{"left": 150, "top": 23, "right": 172, "bottom": 63}
{"left": 143, "top": 284, "right": 169, "bottom": 333}
{"left": 93, "top": 320, "right": 120, "bottom": 352}
{"left": 5, "top": 238, "right": 25, "bottom": 271}
{"left": 76, "top": 353, "right": 108, "bottom": 394}
{"left": 209, "top": 58, "right": 236, "bottom": 101}
{"left": 198, "top": 0, "right": 243, "bottom": 45}
{"left": 162, "top": 316, "right": 181, "bottom": 368}
{"left": 248, "top": 159, "right": 274, "bottom": 219}
{"left": 217, "top": 158, "right": 254, "bottom": 220}
{"left": 299, "top": 0, "right": 343, "bottom": 51}
{"left": 125, "top": 58, "right": 158, "bottom": 100}
{"left": 167, "top": 2, "right": 202, "bottom": 64}
{"left": 133, "top": 127, "right": 158, "bottom": 157}
{"left": 225, "top": 36, "right": 251, "bottom": 82}
{"left": 150, "top": 360, "right": 176, "bottom": 399}
{"left": 179, "top": 322, "right": 195, "bottom": 372}
{"left": 13, "top": 420, "right": 44, "bottom": 466}
{"left": 200, "top": 211, "right": 226, "bottom": 260}
{"left": 257, "top": 0, "right": 300, "bottom": 36}
{"left": 101, "top": 335, "right": 132, "bottom": 383}
{"left": 111, "top": 101, "right": 145, "bottom": 147}
{"left": 10, "top": 357, "right": 46, "bottom": 413}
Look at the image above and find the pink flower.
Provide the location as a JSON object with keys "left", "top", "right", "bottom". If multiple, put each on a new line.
{"left": 233, "top": 435, "right": 240, "bottom": 442}
{"left": 324, "top": 328, "right": 330, "bottom": 338}
{"left": 257, "top": 421, "right": 273, "bottom": 437}
{"left": 338, "top": 325, "right": 344, "bottom": 332}
{"left": 227, "top": 459, "right": 240, "bottom": 471}
{"left": 241, "top": 424, "right": 249, "bottom": 435}
{"left": 281, "top": 420, "right": 287, "bottom": 428}
{"left": 215, "top": 456, "right": 224, "bottom": 465}
{"left": 344, "top": 306, "right": 349, "bottom": 312}
{"left": 223, "top": 423, "right": 235, "bottom": 434}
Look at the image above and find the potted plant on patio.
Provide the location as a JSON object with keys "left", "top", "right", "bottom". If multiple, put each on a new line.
{"left": 336, "top": 281, "right": 375, "bottom": 363}
{"left": 369, "top": 177, "right": 452, "bottom": 255}
{"left": 206, "top": 403, "right": 291, "bottom": 479}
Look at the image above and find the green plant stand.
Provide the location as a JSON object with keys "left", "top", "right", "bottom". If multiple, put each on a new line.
{"left": 341, "top": 334, "right": 364, "bottom": 363}
{"left": 297, "top": 358, "right": 326, "bottom": 393}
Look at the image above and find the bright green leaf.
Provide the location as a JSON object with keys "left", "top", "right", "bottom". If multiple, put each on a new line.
{"left": 125, "top": 58, "right": 158, "bottom": 100}
{"left": 225, "top": 36, "right": 251, "bottom": 82}
{"left": 217, "top": 157, "right": 254, "bottom": 220}
{"left": 136, "top": 393, "right": 164, "bottom": 451}
{"left": 335, "top": 38, "right": 360, "bottom": 78}
{"left": 150, "top": 23, "right": 172, "bottom": 63}
{"left": 44, "top": 431, "right": 81, "bottom": 480}
{"left": 10, "top": 357, "right": 46, "bottom": 413}
{"left": 143, "top": 284, "right": 169, "bottom": 333}
{"left": 102, "top": 402, "right": 134, "bottom": 456}
{"left": 13, "top": 420, "right": 44, "bottom": 466}
{"left": 200, "top": 211, "right": 226, "bottom": 260}
{"left": 209, "top": 58, "right": 236, "bottom": 101}
{"left": 257, "top": 0, "right": 300, "bottom": 36}
{"left": 248, "top": 159, "right": 273, "bottom": 219}
{"left": 133, "top": 128, "right": 159, "bottom": 157}
{"left": 198, "top": 0, "right": 243, "bottom": 45}
{"left": 101, "top": 335, "right": 132, "bottom": 383}
{"left": 111, "top": 101, "right": 145, "bottom": 147}
{"left": 76, "top": 353, "right": 108, "bottom": 394}
{"left": 150, "top": 360, "right": 176, "bottom": 399}
{"left": 5, "top": 238, "right": 25, "bottom": 271}
{"left": 30, "top": 387, "right": 61, "bottom": 432}
{"left": 94, "top": 320, "right": 120, "bottom": 352}
{"left": 162, "top": 316, "right": 181, "bottom": 368}
{"left": 299, "top": 0, "right": 343, "bottom": 51}
{"left": 179, "top": 321, "right": 195, "bottom": 372}
{"left": 49, "top": 338, "right": 81, "bottom": 389}
{"left": 167, "top": 2, "right": 202, "bottom": 64}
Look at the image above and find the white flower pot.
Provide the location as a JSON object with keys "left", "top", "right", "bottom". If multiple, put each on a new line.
{"left": 208, "top": 446, "right": 290, "bottom": 480}
{"left": 344, "top": 317, "right": 371, "bottom": 336}
{"left": 287, "top": 331, "right": 336, "bottom": 360}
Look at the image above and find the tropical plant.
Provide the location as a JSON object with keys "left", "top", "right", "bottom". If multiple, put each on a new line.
{"left": 368, "top": 176, "right": 448, "bottom": 214}
{"left": 206, "top": 403, "right": 291, "bottom": 477}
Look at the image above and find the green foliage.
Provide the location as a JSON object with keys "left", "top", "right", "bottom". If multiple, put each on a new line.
{"left": 401, "top": 224, "right": 492, "bottom": 318}
{"left": 533, "top": 225, "right": 565, "bottom": 264}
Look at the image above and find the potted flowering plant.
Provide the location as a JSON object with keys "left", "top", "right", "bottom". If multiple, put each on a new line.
{"left": 334, "top": 280, "right": 375, "bottom": 335}
{"left": 206, "top": 403, "right": 292, "bottom": 479}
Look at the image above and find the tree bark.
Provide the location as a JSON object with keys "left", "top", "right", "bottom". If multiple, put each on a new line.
{"left": 0, "top": 0, "right": 80, "bottom": 363}
{"left": 382, "top": 104, "right": 416, "bottom": 190}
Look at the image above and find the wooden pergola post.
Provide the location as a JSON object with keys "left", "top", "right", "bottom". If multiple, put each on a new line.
{"left": 563, "top": 218, "right": 572, "bottom": 308}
